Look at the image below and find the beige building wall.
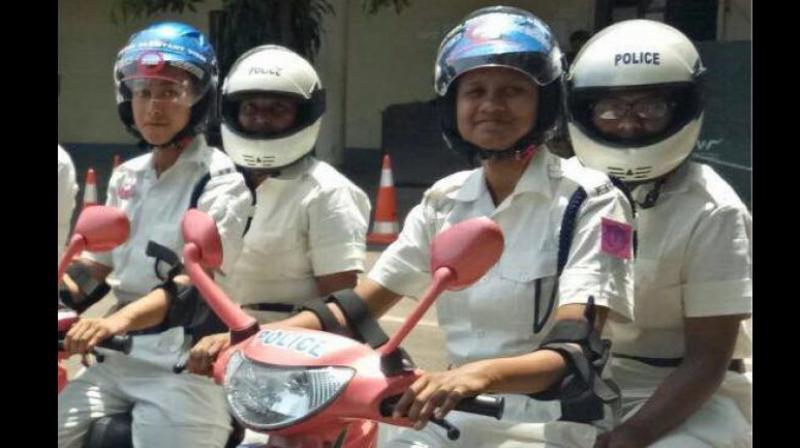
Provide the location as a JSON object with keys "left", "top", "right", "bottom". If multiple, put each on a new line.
{"left": 342, "top": 0, "right": 593, "bottom": 150}
{"left": 58, "top": 1, "right": 749, "bottom": 158}
{"left": 58, "top": 0, "right": 223, "bottom": 146}
{"left": 58, "top": 1, "right": 599, "bottom": 159}
{"left": 718, "top": 0, "right": 751, "bottom": 41}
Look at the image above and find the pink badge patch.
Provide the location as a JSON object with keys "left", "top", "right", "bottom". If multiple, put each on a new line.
{"left": 601, "top": 217, "right": 633, "bottom": 260}
{"left": 118, "top": 181, "right": 136, "bottom": 200}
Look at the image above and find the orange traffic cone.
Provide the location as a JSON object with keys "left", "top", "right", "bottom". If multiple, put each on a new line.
{"left": 367, "top": 155, "right": 399, "bottom": 245}
{"left": 83, "top": 168, "right": 98, "bottom": 208}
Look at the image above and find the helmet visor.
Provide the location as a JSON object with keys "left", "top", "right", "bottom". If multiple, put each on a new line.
{"left": 117, "top": 50, "right": 209, "bottom": 106}
{"left": 221, "top": 90, "right": 325, "bottom": 140}
{"left": 122, "top": 77, "right": 202, "bottom": 107}
{"left": 568, "top": 83, "right": 701, "bottom": 148}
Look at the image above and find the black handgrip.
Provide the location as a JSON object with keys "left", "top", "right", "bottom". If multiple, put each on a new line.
{"left": 379, "top": 395, "right": 402, "bottom": 417}
{"left": 380, "top": 394, "right": 504, "bottom": 420}
{"left": 379, "top": 395, "right": 464, "bottom": 441}
{"left": 453, "top": 394, "right": 505, "bottom": 420}
{"left": 57, "top": 335, "right": 132, "bottom": 354}
{"left": 430, "top": 417, "right": 460, "bottom": 440}
{"left": 173, "top": 352, "right": 190, "bottom": 374}
{"left": 98, "top": 335, "right": 133, "bottom": 354}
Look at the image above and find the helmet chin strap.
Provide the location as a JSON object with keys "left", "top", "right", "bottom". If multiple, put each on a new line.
{"left": 472, "top": 129, "right": 541, "bottom": 162}
{"left": 149, "top": 135, "right": 194, "bottom": 176}
{"left": 159, "top": 135, "right": 194, "bottom": 151}
{"left": 630, "top": 176, "right": 668, "bottom": 209}
{"left": 628, "top": 158, "right": 691, "bottom": 209}
{"left": 241, "top": 153, "right": 313, "bottom": 183}
{"left": 476, "top": 143, "right": 538, "bottom": 161}
{"left": 138, "top": 128, "right": 196, "bottom": 151}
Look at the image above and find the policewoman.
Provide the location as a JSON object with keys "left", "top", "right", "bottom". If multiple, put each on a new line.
{"left": 565, "top": 20, "right": 752, "bottom": 447}
{"left": 251, "top": 7, "right": 636, "bottom": 447}
{"left": 57, "top": 22, "right": 251, "bottom": 447}
{"left": 187, "top": 46, "right": 372, "bottom": 405}
{"left": 214, "top": 45, "right": 370, "bottom": 324}
{"left": 58, "top": 144, "right": 78, "bottom": 260}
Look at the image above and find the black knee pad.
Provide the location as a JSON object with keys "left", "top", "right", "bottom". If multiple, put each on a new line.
{"left": 84, "top": 414, "right": 133, "bottom": 448}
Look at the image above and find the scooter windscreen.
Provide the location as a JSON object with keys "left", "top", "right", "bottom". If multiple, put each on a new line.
{"left": 224, "top": 350, "right": 355, "bottom": 431}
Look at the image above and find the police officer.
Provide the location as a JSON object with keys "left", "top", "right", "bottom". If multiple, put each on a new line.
{"left": 566, "top": 20, "right": 752, "bottom": 447}
{"left": 200, "top": 7, "right": 635, "bottom": 447}
{"left": 58, "top": 144, "right": 78, "bottom": 260}
{"left": 217, "top": 44, "right": 370, "bottom": 322}
{"left": 57, "top": 22, "right": 251, "bottom": 447}
{"left": 188, "top": 45, "right": 371, "bottom": 387}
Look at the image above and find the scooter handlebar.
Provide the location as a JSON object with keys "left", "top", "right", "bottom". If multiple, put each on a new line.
{"left": 173, "top": 352, "right": 189, "bottom": 374}
{"left": 453, "top": 394, "right": 505, "bottom": 420}
{"left": 380, "top": 393, "right": 504, "bottom": 420}
{"left": 57, "top": 335, "right": 133, "bottom": 354}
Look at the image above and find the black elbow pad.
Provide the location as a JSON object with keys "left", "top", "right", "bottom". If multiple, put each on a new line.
{"left": 529, "top": 296, "right": 620, "bottom": 423}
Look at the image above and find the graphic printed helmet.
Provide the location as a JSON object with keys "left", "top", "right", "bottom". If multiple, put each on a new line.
{"left": 434, "top": 6, "right": 565, "bottom": 160}
{"left": 114, "top": 22, "right": 218, "bottom": 146}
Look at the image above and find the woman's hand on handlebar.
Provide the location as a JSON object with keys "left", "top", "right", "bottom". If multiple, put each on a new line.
{"left": 63, "top": 316, "right": 129, "bottom": 356}
{"left": 187, "top": 332, "right": 231, "bottom": 376}
{"left": 392, "top": 361, "right": 496, "bottom": 430}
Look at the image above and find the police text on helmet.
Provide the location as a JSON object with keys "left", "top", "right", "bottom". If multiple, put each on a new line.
{"left": 249, "top": 67, "right": 283, "bottom": 77}
{"left": 614, "top": 52, "right": 660, "bottom": 66}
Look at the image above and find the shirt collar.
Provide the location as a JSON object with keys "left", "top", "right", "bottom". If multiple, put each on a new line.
{"left": 449, "top": 147, "right": 555, "bottom": 203}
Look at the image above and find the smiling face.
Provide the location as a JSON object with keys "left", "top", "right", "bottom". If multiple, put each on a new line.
{"left": 455, "top": 67, "right": 539, "bottom": 151}
{"left": 129, "top": 65, "right": 196, "bottom": 146}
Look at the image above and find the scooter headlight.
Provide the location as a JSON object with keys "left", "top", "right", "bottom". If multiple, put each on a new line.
{"left": 224, "top": 351, "right": 355, "bottom": 430}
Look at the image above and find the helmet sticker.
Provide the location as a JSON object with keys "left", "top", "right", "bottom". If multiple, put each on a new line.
{"left": 136, "top": 50, "right": 166, "bottom": 76}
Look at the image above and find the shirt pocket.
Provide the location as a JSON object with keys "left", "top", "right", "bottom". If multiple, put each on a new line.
{"left": 475, "top": 249, "right": 559, "bottom": 333}
{"left": 242, "top": 228, "right": 311, "bottom": 279}
{"left": 633, "top": 257, "right": 684, "bottom": 329}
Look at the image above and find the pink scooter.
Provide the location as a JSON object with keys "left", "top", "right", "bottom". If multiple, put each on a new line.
{"left": 58, "top": 205, "right": 132, "bottom": 392}
{"left": 178, "top": 209, "right": 506, "bottom": 447}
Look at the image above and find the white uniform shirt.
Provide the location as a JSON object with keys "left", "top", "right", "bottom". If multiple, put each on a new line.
{"left": 369, "top": 148, "right": 635, "bottom": 367}
{"left": 606, "top": 162, "right": 752, "bottom": 360}
{"left": 219, "top": 157, "right": 370, "bottom": 314}
{"left": 58, "top": 145, "right": 78, "bottom": 260}
{"left": 84, "top": 137, "right": 252, "bottom": 304}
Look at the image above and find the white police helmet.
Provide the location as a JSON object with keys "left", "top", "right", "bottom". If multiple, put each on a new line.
{"left": 220, "top": 45, "right": 325, "bottom": 170}
{"left": 566, "top": 20, "right": 705, "bottom": 182}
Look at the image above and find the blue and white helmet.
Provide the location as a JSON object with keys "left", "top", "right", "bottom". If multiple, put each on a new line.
{"left": 434, "top": 6, "right": 565, "bottom": 160}
{"left": 114, "top": 22, "right": 218, "bottom": 144}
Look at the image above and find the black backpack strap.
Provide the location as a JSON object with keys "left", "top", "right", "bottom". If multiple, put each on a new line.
{"left": 189, "top": 172, "right": 213, "bottom": 210}
{"left": 236, "top": 166, "right": 258, "bottom": 236}
{"left": 557, "top": 186, "right": 588, "bottom": 276}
